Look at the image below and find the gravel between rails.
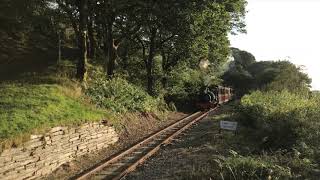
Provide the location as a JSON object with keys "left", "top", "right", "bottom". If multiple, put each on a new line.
{"left": 124, "top": 107, "right": 230, "bottom": 180}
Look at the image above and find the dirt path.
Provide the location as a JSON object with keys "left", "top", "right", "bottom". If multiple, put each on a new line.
{"left": 124, "top": 106, "right": 233, "bottom": 180}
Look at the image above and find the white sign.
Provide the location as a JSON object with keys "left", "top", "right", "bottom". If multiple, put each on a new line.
{"left": 220, "top": 121, "right": 238, "bottom": 131}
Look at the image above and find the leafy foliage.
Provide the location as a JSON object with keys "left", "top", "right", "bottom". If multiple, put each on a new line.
{"left": 237, "top": 90, "right": 320, "bottom": 178}
{"left": 223, "top": 49, "right": 311, "bottom": 96}
{"left": 164, "top": 63, "right": 203, "bottom": 110}
{"left": 265, "top": 63, "right": 311, "bottom": 94}
{"left": 1, "top": 0, "right": 249, "bottom": 112}
{"left": 178, "top": 102, "right": 319, "bottom": 179}
{"left": 240, "top": 90, "right": 318, "bottom": 149}
{"left": 86, "top": 77, "right": 166, "bottom": 113}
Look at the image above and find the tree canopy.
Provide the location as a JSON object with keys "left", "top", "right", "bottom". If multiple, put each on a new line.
{"left": 223, "top": 48, "right": 312, "bottom": 96}
{"left": 1, "top": 0, "right": 247, "bottom": 97}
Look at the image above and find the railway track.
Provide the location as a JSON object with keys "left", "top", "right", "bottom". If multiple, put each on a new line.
{"left": 73, "top": 108, "right": 217, "bottom": 180}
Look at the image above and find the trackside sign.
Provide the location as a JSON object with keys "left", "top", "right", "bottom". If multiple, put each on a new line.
{"left": 220, "top": 121, "right": 238, "bottom": 131}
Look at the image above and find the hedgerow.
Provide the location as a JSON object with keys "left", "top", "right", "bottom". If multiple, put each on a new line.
{"left": 86, "top": 77, "right": 167, "bottom": 113}
{"left": 236, "top": 90, "right": 320, "bottom": 178}
{"left": 239, "top": 90, "right": 318, "bottom": 149}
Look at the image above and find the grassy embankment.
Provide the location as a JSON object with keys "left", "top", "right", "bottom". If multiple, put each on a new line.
{"left": 0, "top": 79, "right": 107, "bottom": 148}
{"left": 176, "top": 91, "right": 320, "bottom": 179}
{"left": 0, "top": 30, "right": 166, "bottom": 149}
{"left": 0, "top": 61, "right": 167, "bottom": 150}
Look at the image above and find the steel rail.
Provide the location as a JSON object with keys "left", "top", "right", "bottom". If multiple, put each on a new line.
{"left": 74, "top": 108, "right": 217, "bottom": 180}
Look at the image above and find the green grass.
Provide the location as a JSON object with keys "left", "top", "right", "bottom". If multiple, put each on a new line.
{"left": 0, "top": 60, "right": 167, "bottom": 148}
{"left": 0, "top": 83, "right": 108, "bottom": 144}
{"left": 174, "top": 103, "right": 320, "bottom": 179}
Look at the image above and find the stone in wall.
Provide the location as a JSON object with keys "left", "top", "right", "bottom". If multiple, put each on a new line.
{"left": 0, "top": 122, "right": 119, "bottom": 180}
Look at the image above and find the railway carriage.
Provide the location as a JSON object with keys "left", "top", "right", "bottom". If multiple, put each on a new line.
{"left": 196, "top": 86, "right": 233, "bottom": 110}
{"left": 218, "top": 86, "right": 233, "bottom": 104}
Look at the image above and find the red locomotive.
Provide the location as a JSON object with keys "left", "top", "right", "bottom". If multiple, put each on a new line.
{"left": 196, "top": 86, "right": 233, "bottom": 110}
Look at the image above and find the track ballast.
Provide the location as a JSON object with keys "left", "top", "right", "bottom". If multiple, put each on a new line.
{"left": 73, "top": 108, "right": 216, "bottom": 180}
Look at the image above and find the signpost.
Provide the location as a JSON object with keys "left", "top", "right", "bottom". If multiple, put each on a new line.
{"left": 219, "top": 121, "right": 238, "bottom": 134}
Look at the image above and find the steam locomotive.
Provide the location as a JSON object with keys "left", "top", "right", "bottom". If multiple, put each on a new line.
{"left": 196, "top": 86, "right": 233, "bottom": 110}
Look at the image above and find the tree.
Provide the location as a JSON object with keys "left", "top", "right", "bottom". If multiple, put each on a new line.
{"left": 87, "top": 0, "right": 96, "bottom": 59}
{"left": 231, "top": 47, "right": 255, "bottom": 68}
{"left": 130, "top": 0, "right": 247, "bottom": 95}
{"left": 76, "top": 0, "right": 88, "bottom": 82}
{"left": 2, "top": 0, "right": 247, "bottom": 98}
{"left": 130, "top": 0, "right": 191, "bottom": 95}
{"left": 266, "top": 61, "right": 311, "bottom": 94}
{"left": 93, "top": 0, "right": 142, "bottom": 78}
{"left": 223, "top": 49, "right": 312, "bottom": 96}
{"left": 56, "top": 0, "right": 81, "bottom": 46}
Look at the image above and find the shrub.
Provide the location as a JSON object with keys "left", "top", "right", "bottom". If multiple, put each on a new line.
{"left": 86, "top": 77, "right": 166, "bottom": 113}
{"left": 239, "top": 90, "right": 320, "bottom": 176}
{"left": 240, "top": 90, "right": 312, "bottom": 123}
{"left": 165, "top": 63, "right": 222, "bottom": 111}
{"left": 239, "top": 90, "right": 319, "bottom": 150}
{"left": 175, "top": 101, "right": 319, "bottom": 179}
{"left": 165, "top": 64, "right": 202, "bottom": 110}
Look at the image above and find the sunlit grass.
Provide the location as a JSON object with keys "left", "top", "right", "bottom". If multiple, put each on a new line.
{"left": 0, "top": 83, "right": 109, "bottom": 145}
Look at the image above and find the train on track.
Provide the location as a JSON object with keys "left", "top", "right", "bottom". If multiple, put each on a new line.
{"left": 196, "top": 85, "right": 234, "bottom": 110}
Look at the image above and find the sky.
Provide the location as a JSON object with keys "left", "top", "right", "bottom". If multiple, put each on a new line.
{"left": 229, "top": 0, "right": 320, "bottom": 90}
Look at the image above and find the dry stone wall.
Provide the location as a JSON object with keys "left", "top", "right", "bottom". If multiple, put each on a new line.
{"left": 0, "top": 122, "right": 119, "bottom": 180}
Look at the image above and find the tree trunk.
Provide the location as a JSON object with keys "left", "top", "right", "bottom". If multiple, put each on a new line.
{"left": 87, "top": 19, "right": 95, "bottom": 59}
{"left": 87, "top": 0, "right": 95, "bottom": 59}
{"left": 103, "top": 0, "right": 115, "bottom": 78}
{"left": 104, "top": 19, "right": 120, "bottom": 78}
{"left": 105, "top": 20, "right": 114, "bottom": 78}
{"left": 147, "top": 29, "right": 157, "bottom": 95}
{"left": 122, "top": 42, "right": 129, "bottom": 71}
{"left": 57, "top": 31, "right": 62, "bottom": 64}
{"left": 161, "top": 50, "right": 168, "bottom": 88}
{"left": 77, "top": 0, "right": 88, "bottom": 82}
{"left": 71, "top": 18, "right": 81, "bottom": 48}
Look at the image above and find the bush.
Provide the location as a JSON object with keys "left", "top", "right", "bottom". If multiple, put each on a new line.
{"left": 165, "top": 63, "right": 222, "bottom": 111}
{"left": 240, "top": 91, "right": 312, "bottom": 122}
{"left": 238, "top": 90, "right": 320, "bottom": 177}
{"left": 86, "top": 77, "right": 167, "bottom": 113}
{"left": 239, "top": 90, "right": 319, "bottom": 150}
{"left": 175, "top": 101, "right": 319, "bottom": 179}
{"left": 165, "top": 64, "right": 202, "bottom": 111}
